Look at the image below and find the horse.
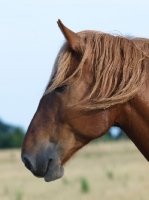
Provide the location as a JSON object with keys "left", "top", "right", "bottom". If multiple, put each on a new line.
{"left": 21, "top": 20, "right": 149, "bottom": 182}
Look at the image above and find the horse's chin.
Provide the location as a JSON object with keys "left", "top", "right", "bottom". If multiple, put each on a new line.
{"left": 44, "top": 165, "right": 64, "bottom": 182}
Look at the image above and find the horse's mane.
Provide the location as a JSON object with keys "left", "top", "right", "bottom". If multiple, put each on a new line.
{"left": 45, "top": 31, "right": 149, "bottom": 109}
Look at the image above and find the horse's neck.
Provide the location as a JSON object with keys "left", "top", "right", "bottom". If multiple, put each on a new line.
{"left": 118, "top": 69, "right": 149, "bottom": 161}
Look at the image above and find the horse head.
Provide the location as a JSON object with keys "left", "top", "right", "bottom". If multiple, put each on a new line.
{"left": 21, "top": 20, "right": 149, "bottom": 182}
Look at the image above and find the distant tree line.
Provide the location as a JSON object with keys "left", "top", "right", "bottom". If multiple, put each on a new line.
{"left": 0, "top": 119, "right": 24, "bottom": 149}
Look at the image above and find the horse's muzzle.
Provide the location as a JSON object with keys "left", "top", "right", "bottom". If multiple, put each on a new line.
{"left": 21, "top": 147, "right": 64, "bottom": 182}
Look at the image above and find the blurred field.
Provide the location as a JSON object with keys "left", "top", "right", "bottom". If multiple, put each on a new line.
{"left": 0, "top": 141, "right": 149, "bottom": 200}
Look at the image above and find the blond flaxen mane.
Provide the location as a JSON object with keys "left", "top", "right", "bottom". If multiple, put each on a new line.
{"left": 45, "top": 31, "right": 149, "bottom": 109}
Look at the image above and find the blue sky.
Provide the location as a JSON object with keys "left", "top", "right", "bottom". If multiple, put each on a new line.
{"left": 0, "top": 0, "right": 149, "bottom": 130}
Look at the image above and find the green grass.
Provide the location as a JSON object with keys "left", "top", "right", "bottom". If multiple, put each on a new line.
{"left": 80, "top": 177, "right": 90, "bottom": 193}
{"left": 106, "top": 170, "right": 114, "bottom": 180}
{"left": 14, "top": 190, "right": 23, "bottom": 200}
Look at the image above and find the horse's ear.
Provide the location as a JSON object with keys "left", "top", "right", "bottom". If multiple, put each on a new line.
{"left": 57, "top": 19, "right": 83, "bottom": 53}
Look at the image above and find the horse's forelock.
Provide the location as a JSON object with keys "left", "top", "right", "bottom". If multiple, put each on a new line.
{"left": 45, "top": 31, "right": 148, "bottom": 109}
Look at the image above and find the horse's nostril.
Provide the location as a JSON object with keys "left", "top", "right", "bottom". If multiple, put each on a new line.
{"left": 23, "top": 156, "right": 32, "bottom": 171}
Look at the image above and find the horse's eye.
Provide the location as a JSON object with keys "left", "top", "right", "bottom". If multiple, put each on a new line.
{"left": 54, "top": 85, "right": 67, "bottom": 93}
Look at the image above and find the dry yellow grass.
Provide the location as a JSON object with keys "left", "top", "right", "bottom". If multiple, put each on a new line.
{"left": 0, "top": 141, "right": 149, "bottom": 200}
